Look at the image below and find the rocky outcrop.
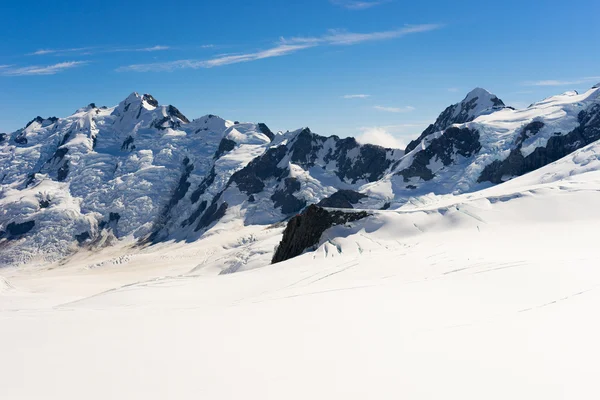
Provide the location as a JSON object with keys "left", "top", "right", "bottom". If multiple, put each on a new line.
{"left": 318, "top": 190, "right": 367, "bottom": 209}
{"left": 398, "top": 127, "right": 481, "bottom": 182}
{"left": 272, "top": 205, "right": 369, "bottom": 264}
{"left": 257, "top": 123, "right": 275, "bottom": 141}
{"left": 405, "top": 88, "right": 504, "bottom": 153}
{"left": 214, "top": 138, "right": 236, "bottom": 159}
{"left": 479, "top": 105, "right": 600, "bottom": 184}
{"left": 271, "top": 178, "right": 307, "bottom": 214}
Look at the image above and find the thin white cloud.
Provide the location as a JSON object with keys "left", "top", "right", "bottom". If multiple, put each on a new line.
{"left": 524, "top": 76, "right": 600, "bottom": 86}
{"left": 330, "top": 0, "right": 390, "bottom": 10}
{"left": 356, "top": 127, "right": 405, "bottom": 149}
{"left": 119, "top": 25, "right": 441, "bottom": 72}
{"left": 135, "top": 45, "right": 170, "bottom": 52}
{"left": 1, "top": 61, "right": 88, "bottom": 76}
{"left": 447, "top": 87, "right": 460, "bottom": 92}
{"left": 27, "top": 47, "right": 96, "bottom": 56}
{"left": 342, "top": 94, "right": 371, "bottom": 99}
{"left": 281, "top": 24, "right": 441, "bottom": 46}
{"left": 118, "top": 44, "right": 312, "bottom": 72}
{"left": 27, "top": 45, "right": 170, "bottom": 56}
{"left": 374, "top": 105, "right": 415, "bottom": 113}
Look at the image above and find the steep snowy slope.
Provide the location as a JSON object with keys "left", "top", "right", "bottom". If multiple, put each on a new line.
{"left": 360, "top": 84, "right": 600, "bottom": 208}
{"left": 2, "top": 134, "right": 600, "bottom": 400}
{"left": 0, "top": 93, "right": 272, "bottom": 265}
{"left": 2, "top": 84, "right": 600, "bottom": 267}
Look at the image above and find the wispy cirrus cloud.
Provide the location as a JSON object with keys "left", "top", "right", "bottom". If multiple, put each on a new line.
{"left": 27, "top": 45, "right": 170, "bottom": 56}
{"left": 330, "top": 0, "right": 390, "bottom": 10}
{"left": 118, "top": 44, "right": 312, "bottom": 72}
{"left": 27, "top": 47, "right": 95, "bottom": 56}
{"left": 342, "top": 94, "right": 371, "bottom": 99}
{"left": 118, "top": 24, "right": 441, "bottom": 73}
{"left": 1, "top": 61, "right": 88, "bottom": 76}
{"left": 281, "top": 24, "right": 441, "bottom": 46}
{"left": 374, "top": 105, "right": 415, "bottom": 113}
{"left": 524, "top": 76, "right": 600, "bottom": 86}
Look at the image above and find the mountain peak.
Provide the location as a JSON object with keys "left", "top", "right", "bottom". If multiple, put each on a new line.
{"left": 405, "top": 88, "right": 505, "bottom": 153}
{"left": 462, "top": 87, "right": 505, "bottom": 108}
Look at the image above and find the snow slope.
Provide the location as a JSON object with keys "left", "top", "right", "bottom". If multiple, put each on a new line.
{"left": 1, "top": 85, "right": 600, "bottom": 268}
{"left": 2, "top": 138, "right": 600, "bottom": 399}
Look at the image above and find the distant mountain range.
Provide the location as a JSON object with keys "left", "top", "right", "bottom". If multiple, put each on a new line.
{"left": 1, "top": 83, "right": 599, "bottom": 266}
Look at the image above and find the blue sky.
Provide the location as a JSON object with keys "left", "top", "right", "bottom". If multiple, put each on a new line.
{"left": 1, "top": 0, "right": 599, "bottom": 147}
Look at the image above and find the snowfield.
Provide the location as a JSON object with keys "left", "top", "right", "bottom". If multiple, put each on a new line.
{"left": 2, "top": 140, "right": 600, "bottom": 399}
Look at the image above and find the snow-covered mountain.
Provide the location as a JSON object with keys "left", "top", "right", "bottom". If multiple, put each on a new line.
{"left": 1, "top": 84, "right": 600, "bottom": 267}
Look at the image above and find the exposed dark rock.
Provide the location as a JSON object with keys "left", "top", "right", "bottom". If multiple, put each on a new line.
{"left": 214, "top": 138, "right": 236, "bottom": 159}
{"left": 59, "top": 132, "right": 71, "bottom": 146}
{"left": 229, "top": 145, "right": 288, "bottom": 194}
{"left": 290, "top": 128, "right": 327, "bottom": 168}
{"left": 109, "top": 212, "right": 121, "bottom": 222}
{"left": 167, "top": 105, "right": 190, "bottom": 123}
{"left": 248, "top": 195, "right": 255, "bottom": 202}
{"left": 318, "top": 190, "right": 367, "bottom": 209}
{"left": 57, "top": 161, "right": 69, "bottom": 181}
{"left": 271, "top": 178, "right": 307, "bottom": 214}
{"left": 121, "top": 136, "right": 134, "bottom": 151}
{"left": 25, "top": 116, "right": 44, "bottom": 129}
{"left": 406, "top": 185, "right": 417, "bottom": 190}
{"left": 39, "top": 199, "right": 50, "bottom": 209}
{"left": 514, "top": 121, "right": 545, "bottom": 148}
{"left": 191, "top": 167, "right": 216, "bottom": 204}
{"left": 153, "top": 116, "right": 174, "bottom": 130}
{"left": 50, "top": 147, "right": 69, "bottom": 163}
{"left": 479, "top": 104, "right": 600, "bottom": 184}
{"left": 195, "top": 200, "right": 228, "bottom": 231}
{"left": 142, "top": 94, "right": 158, "bottom": 108}
{"left": 99, "top": 212, "right": 121, "bottom": 235}
{"left": 0, "top": 133, "right": 6, "bottom": 144}
{"left": 257, "top": 122, "right": 275, "bottom": 141}
{"left": 405, "top": 91, "right": 504, "bottom": 153}
{"left": 6, "top": 221, "right": 35, "bottom": 237}
{"left": 88, "top": 103, "right": 97, "bottom": 109}
{"left": 380, "top": 202, "right": 391, "bottom": 210}
{"left": 14, "top": 133, "right": 27, "bottom": 145}
{"left": 290, "top": 128, "right": 393, "bottom": 183}
{"left": 272, "top": 205, "right": 369, "bottom": 264}
{"left": 333, "top": 143, "right": 393, "bottom": 183}
{"left": 161, "top": 158, "right": 194, "bottom": 216}
{"left": 398, "top": 127, "right": 481, "bottom": 182}
{"left": 75, "top": 232, "right": 91, "bottom": 244}
{"left": 182, "top": 200, "right": 207, "bottom": 227}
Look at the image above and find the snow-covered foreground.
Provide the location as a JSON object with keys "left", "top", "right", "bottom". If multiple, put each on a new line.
{"left": 2, "top": 163, "right": 600, "bottom": 399}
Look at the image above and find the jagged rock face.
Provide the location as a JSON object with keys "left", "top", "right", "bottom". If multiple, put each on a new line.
{"left": 2, "top": 85, "right": 600, "bottom": 266}
{"left": 479, "top": 104, "right": 600, "bottom": 184}
{"left": 397, "top": 127, "right": 481, "bottom": 182}
{"left": 318, "top": 190, "right": 367, "bottom": 209}
{"left": 271, "top": 178, "right": 307, "bottom": 214}
{"left": 405, "top": 88, "right": 505, "bottom": 153}
{"left": 272, "top": 205, "right": 369, "bottom": 264}
{"left": 0, "top": 92, "right": 242, "bottom": 264}
{"left": 185, "top": 127, "right": 404, "bottom": 229}
{"left": 257, "top": 123, "right": 275, "bottom": 141}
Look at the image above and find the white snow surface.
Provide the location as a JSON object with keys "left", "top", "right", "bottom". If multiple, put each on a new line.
{"left": 364, "top": 84, "right": 600, "bottom": 206}
{"left": 3, "top": 86, "right": 599, "bottom": 265}
{"left": 2, "top": 140, "right": 600, "bottom": 399}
